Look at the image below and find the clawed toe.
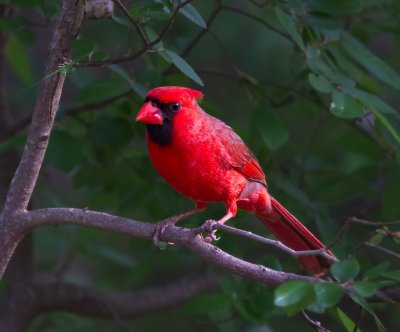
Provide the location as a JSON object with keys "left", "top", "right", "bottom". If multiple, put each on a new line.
{"left": 202, "top": 219, "right": 220, "bottom": 242}
{"left": 153, "top": 218, "right": 176, "bottom": 247}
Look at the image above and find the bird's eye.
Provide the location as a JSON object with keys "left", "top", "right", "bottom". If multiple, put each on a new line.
{"left": 151, "top": 100, "right": 160, "bottom": 108}
{"left": 169, "top": 102, "right": 181, "bottom": 112}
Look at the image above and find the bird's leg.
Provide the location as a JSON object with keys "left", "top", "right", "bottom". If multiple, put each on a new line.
{"left": 153, "top": 202, "right": 206, "bottom": 246}
{"left": 203, "top": 199, "right": 237, "bottom": 242}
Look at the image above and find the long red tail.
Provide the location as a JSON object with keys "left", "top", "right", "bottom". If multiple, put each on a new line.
{"left": 256, "top": 196, "right": 335, "bottom": 276}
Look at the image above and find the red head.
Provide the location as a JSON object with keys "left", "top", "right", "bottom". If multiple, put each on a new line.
{"left": 136, "top": 86, "right": 203, "bottom": 125}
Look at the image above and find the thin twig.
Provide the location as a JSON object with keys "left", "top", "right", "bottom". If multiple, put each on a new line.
{"left": 220, "top": 5, "right": 292, "bottom": 42}
{"left": 76, "top": 0, "right": 194, "bottom": 67}
{"left": 113, "top": 0, "right": 149, "bottom": 46}
{"left": 302, "top": 311, "right": 331, "bottom": 332}
{"left": 0, "top": 274, "right": 218, "bottom": 329}
{"left": 3, "top": 90, "right": 134, "bottom": 140}
{"left": 179, "top": 0, "right": 221, "bottom": 58}
{"left": 196, "top": 222, "right": 337, "bottom": 263}
{"left": 325, "top": 218, "right": 353, "bottom": 250}
{"left": 349, "top": 217, "right": 400, "bottom": 226}
{"left": 0, "top": 0, "right": 86, "bottom": 278}
{"left": 365, "top": 242, "right": 400, "bottom": 259}
{"left": 11, "top": 207, "right": 321, "bottom": 285}
{"left": 326, "top": 216, "right": 400, "bottom": 251}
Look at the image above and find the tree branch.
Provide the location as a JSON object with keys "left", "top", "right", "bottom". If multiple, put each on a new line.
{"left": 2, "top": 90, "right": 134, "bottom": 141}
{"left": 37, "top": 274, "right": 218, "bottom": 318}
{"left": 113, "top": 0, "right": 149, "bottom": 46}
{"left": 10, "top": 208, "right": 400, "bottom": 304}
{"left": 85, "top": 0, "right": 114, "bottom": 19}
{"left": 75, "top": 0, "right": 194, "bottom": 67}
{"left": 201, "top": 223, "right": 337, "bottom": 263}
{"left": 1, "top": 0, "right": 84, "bottom": 217}
{"left": 179, "top": 0, "right": 221, "bottom": 58}
{"left": 364, "top": 242, "right": 400, "bottom": 260}
{"left": 0, "top": 274, "right": 218, "bottom": 332}
{"left": 13, "top": 207, "right": 320, "bottom": 285}
{"left": 348, "top": 217, "right": 400, "bottom": 226}
{"left": 0, "top": 0, "right": 85, "bottom": 278}
{"left": 220, "top": 5, "right": 292, "bottom": 43}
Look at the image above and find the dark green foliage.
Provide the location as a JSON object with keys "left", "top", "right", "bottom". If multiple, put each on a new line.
{"left": 3, "top": 0, "right": 400, "bottom": 331}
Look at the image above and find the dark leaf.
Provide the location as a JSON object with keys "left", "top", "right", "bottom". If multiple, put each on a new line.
{"left": 274, "top": 281, "right": 315, "bottom": 315}
{"left": 352, "top": 281, "right": 378, "bottom": 298}
{"left": 364, "top": 262, "right": 390, "bottom": 280}
{"left": 330, "top": 90, "right": 365, "bottom": 119}
{"left": 341, "top": 32, "right": 400, "bottom": 90}
{"left": 330, "top": 258, "right": 360, "bottom": 281}
{"left": 337, "top": 308, "right": 362, "bottom": 332}
{"left": 179, "top": 3, "right": 207, "bottom": 28}
{"left": 160, "top": 49, "right": 204, "bottom": 86}
{"left": 275, "top": 7, "right": 305, "bottom": 51}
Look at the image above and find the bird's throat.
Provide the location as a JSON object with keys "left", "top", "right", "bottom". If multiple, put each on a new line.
{"left": 146, "top": 120, "right": 173, "bottom": 146}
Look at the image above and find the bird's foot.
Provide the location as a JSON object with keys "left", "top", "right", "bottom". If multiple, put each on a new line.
{"left": 153, "top": 217, "right": 176, "bottom": 248}
{"left": 202, "top": 219, "right": 220, "bottom": 243}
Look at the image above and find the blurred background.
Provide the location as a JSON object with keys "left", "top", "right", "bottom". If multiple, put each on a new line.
{"left": 1, "top": 0, "right": 400, "bottom": 331}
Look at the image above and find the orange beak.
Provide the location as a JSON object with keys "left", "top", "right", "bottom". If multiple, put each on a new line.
{"left": 136, "top": 102, "right": 163, "bottom": 125}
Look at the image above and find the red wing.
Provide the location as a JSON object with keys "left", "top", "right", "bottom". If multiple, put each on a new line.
{"left": 241, "top": 159, "right": 266, "bottom": 182}
{"left": 227, "top": 141, "right": 266, "bottom": 185}
{"left": 212, "top": 117, "right": 266, "bottom": 185}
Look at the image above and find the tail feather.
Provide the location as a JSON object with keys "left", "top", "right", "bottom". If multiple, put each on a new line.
{"left": 256, "top": 196, "right": 334, "bottom": 276}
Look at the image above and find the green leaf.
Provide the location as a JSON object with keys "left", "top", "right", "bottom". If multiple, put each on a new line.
{"left": 341, "top": 32, "right": 400, "bottom": 90}
{"left": 326, "top": 72, "right": 356, "bottom": 89}
{"left": 381, "top": 270, "right": 400, "bottom": 282}
{"left": 352, "top": 281, "right": 378, "bottom": 298}
{"left": 307, "top": 282, "right": 343, "bottom": 313}
{"left": 369, "top": 108, "right": 400, "bottom": 146}
{"left": 183, "top": 293, "right": 231, "bottom": 315}
{"left": 364, "top": 262, "right": 390, "bottom": 280}
{"left": 144, "top": 26, "right": 163, "bottom": 46}
{"left": 179, "top": 3, "right": 207, "bottom": 29}
{"left": 274, "top": 281, "right": 315, "bottom": 315}
{"left": 368, "top": 232, "right": 384, "bottom": 245}
{"left": 337, "top": 308, "right": 362, "bottom": 332}
{"left": 0, "top": 133, "right": 27, "bottom": 156}
{"left": 313, "top": 283, "right": 343, "bottom": 308}
{"left": 160, "top": 49, "right": 203, "bottom": 86}
{"left": 5, "top": 34, "right": 33, "bottom": 84}
{"left": 328, "top": 46, "right": 381, "bottom": 92}
{"left": 111, "top": 15, "right": 131, "bottom": 27}
{"left": 330, "top": 258, "right": 360, "bottom": 281}
{"left": 348, "top": 88, "right": 396, "bottom": 114}
{"left": 350, "top": 293, "right": 387, "bottom": 332}
{"left": 330, "top": 90, "right": 365, "bottom": 119}
{"left": 275, "top": 7, "right": 305, "bottom": 51}
{"left": 308, "top": 73, "right": 333, "bottom": 94}
{"left": 306, "top": 45, "right": 333, "bottom": 74}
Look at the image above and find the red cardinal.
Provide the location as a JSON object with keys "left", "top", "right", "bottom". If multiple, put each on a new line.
{"left": 136, "top": 86, "right": 335, "bottom": 276}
